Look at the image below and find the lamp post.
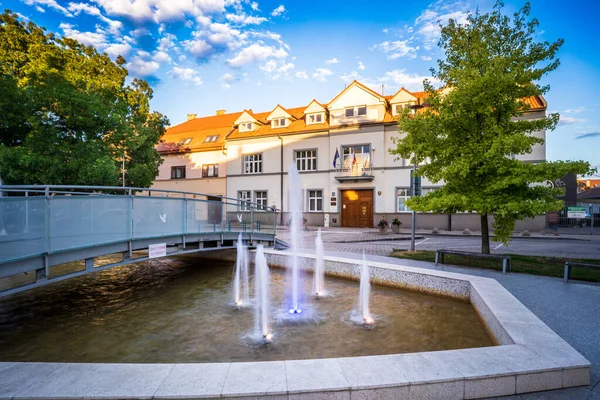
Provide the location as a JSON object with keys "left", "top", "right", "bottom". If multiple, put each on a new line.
{"left": 410, "top": 162, "right": 417, "bottom": 251}
{"left": 122, "top": 151, "right": 126, "bottom": 188}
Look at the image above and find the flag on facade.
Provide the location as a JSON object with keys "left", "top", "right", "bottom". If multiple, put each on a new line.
{"left": 352, "top": 150, "right": 357, "bottom": 165}
{"left": 364, "top": 154, "right": 370, "bottom": 167}
{"left": 333, "top": 148, "right": 340, "bottom": 168}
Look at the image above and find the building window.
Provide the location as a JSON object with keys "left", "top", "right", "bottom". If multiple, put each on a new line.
{"left": 204, "top": 135, "right": 219, "bottom": 142}
{"left": 272, "top": 118, "right": 286, "bottom": 128}
{"left": 357, "top": 105, "right": 367, "bottom": 116}
{"left": 342, "top": 144, "right": 371, "bottom": 168}
{"left": 308, "top": 190, "right": 323, "bottom": 212}
{"left": 345, "top": 107, "right": 354, "bottom": 117}
{"left": 171, "top": 166, "right": 186, "bottom": 179}
{"left": 395, "top": 103, "right": 414, "bottom": 115}
{"left": 295, "top": 149, "right": 317, "bottom": 171}
{"left": 243, "top": 154, "right": 262, "bottom": 174}
{"left": 397, "top": 188, "right": 411, "bottom": 212}
{"left": 238, "top": 191, "right": 251, "bottom": 211}
{"left": 202, "top": 164, "right": 219, "bottom": 177}
{"left": 179, "top": 138, "right": 192, "bottom": 145}
{"left": 240, "top": 122, "right": 253, "bottom": 132}
{"left": 308, "top": 113, "right": 323, "bottom": 124}
{"left": 255, "top": 191, "right": 267, "bottom": 211}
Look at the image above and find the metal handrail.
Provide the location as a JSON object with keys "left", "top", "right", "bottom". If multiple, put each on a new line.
{"left": 0, "top": 185, "right": 280, "bottom": 212}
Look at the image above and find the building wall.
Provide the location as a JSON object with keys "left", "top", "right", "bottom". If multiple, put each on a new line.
{"left": 153, "top": 99, "right": 548, "bottom": 231}
{"left": 153, "top": 151, "right": 227, "bottom": 195}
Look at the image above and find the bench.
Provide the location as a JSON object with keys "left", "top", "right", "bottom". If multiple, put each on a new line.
{"left": 435, "top": 249, "right": 511, "bottom": 274}
{"left": 564, "top": 261, "right": 600, "bottom": 283}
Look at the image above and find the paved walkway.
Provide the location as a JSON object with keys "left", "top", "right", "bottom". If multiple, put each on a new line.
{"left": 288, "top": 231, "right": 600, "bottom": 399}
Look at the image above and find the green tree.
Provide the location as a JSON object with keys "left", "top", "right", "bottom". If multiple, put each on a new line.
{"left": 390, "top": 2, "right": 593, "bottom": 254}
{"left": 0, "top": 10, "right": 168, "bottom": 188}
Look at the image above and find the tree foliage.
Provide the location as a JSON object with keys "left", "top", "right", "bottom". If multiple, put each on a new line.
{"left": 390, "top": 1, "right": 593, "bottom": 253}
{"left": 0, "top": 10, "right": 168, "bottom": 187}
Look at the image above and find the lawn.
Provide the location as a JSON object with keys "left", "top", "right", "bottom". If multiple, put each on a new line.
{"left": 389, "top": 250, "right": 600, "bottom": 283}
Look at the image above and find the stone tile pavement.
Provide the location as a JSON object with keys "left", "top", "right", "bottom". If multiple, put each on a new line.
{"left": 278, "top": 230, "right": 600, "bottom": 399}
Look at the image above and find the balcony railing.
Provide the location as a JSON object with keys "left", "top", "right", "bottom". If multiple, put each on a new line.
{"left": 334, "top": 164, "right": 374, "bottom": 182}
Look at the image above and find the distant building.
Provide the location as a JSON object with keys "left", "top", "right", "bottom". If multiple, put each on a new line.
{"left": 152, "top": 80, "right": 547, "bottom": 230}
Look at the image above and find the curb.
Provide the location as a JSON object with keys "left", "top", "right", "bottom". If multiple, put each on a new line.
{"left": 329, "top": 235, "right": 425, "bottom": 243}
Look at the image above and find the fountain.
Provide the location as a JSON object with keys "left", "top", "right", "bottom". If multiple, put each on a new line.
{"left": 232, "top": 233, "right": 250, "bottom": 306}
{"left": 254, "top": 244, "right": 272, "bottom": 340}
{"left": 359, "top": 252, "right": 374, "bottom": 324}
{"left": 287, "top": 162, "right": 303, "bottom": 314}
{"left": 314, "top": 228, "right": 326, "bottom": 296}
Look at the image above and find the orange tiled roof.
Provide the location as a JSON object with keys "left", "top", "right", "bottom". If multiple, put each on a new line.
{"left": 158, "top": 81, "right": 546, "bottom": 154}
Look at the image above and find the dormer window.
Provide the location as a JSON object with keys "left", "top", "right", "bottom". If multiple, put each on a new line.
{"left": 394, "top": 103, "right": 414, "bottom": 115}
{"left": 239, "top": 122, "right": 254, "bottom": 132}
{"left": 272, "top": 118, "right": 286, "bottom": 128}
{"left": 177, "top": 138, "right": 192, "bottom": 145}
{"left": 308, "top": 113, "right": 323, "bottom": 124}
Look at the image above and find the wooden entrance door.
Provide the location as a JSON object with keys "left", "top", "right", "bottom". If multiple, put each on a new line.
{"left": 341, "top": 190, "right": 373, "bottom": 228}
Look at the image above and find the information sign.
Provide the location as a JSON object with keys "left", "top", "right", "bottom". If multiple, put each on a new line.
{"left": 567, "top": 206, "right": 586, "bottom": 219}
{"left": 149, "top": 243, "right": 167, "bottom": 259}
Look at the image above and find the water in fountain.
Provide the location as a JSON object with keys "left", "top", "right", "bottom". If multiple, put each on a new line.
{"left": 254, "top": 244, "right": 272, "bottom": 340}
{"left": 359, "top": 251, "right": 374, "bottom": 324}
{"left": 288, "top": 162, "right": 303, "bottom": 314}
{"left": 314, "top": 228, "right": 326, "bottom": 296}
{"left": 233, "top": 233, "right": 250, "bottom": 306}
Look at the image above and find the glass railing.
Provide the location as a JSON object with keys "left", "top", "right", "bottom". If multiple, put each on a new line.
{"left": 0, "top": 185, "right": 279, "bottom": 264}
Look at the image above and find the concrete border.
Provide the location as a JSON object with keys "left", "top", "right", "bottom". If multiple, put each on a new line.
{"left": 0, "top": 250, "right": 590, "bottom": 400}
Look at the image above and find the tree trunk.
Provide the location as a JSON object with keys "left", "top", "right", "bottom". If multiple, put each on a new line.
{"left": 481, "top": 213, "right": 490, "bottom": 254}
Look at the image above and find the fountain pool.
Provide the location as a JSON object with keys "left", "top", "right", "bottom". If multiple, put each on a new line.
{"left": 0, "top": 256, "right": 493, "bottom": 363}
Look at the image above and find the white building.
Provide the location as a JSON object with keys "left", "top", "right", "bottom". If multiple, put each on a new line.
{"left": 152, "top": 81, "right": 547, "bottom": 230}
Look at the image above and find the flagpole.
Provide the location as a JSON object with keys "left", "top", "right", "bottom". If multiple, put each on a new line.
{"left": 411, "top": 162, "right": 416, "bottom": 251}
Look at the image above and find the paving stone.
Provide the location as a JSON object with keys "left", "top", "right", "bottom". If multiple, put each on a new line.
{"left": 82, "top": 363, "right": 174, "bottom": 399}
{"left": 350, "top": 386, "right": 409, "bottom": 400}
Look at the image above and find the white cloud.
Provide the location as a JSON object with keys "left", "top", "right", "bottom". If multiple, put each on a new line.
{"left": 313, "top": 68, "right": 333, "bottom": 82}
{"left": 339, "top": 71, "right": 359, "bottom": 83}
{"left": 36, "top": 6, "right": 45, "bottom": 13}
{"left": 105, "top": 42, "right": 132, "bottom": 57}
{"left": 413, "top": 4, "right": 470, "bottom": 50}
{"left": 226, "top": 13, "right": 267, "bottom": 25}
{"left": 153, "top": 51, "right": 172, "bottom": 63}
{"left": 127, "top": 57, "right": 160, "bottom": 76}
{"left": 67, "top": 2, "right": 123, "bottom": 35}
{"left": 169, "top": 66, "right": 203, "bottom": 85}
{"left": 382, "top": 28, "right": 388, "bottom": 33}
{"left": 92, "top": 0, "right": 227, "bottom": 23}
{"left": 295, "top": 70, "right": 308, "bottom": 80}
{"left": 227, "top": 43, "right": 288, "bottom": 67}
{"left": 271, "top": 4, "right": 285, "bottom": 17}
{"left": 260, "top": 60, "right": 294, "bottom": 79}
{"left": 358, "top": 61, "right": 365, "bottom": 70}
{"left": 251, "top": 1, "right": 259, "bottom": 10}
{"left": 325, "top": 57, "right": 340, "bottom": 65}
{"left": 379, "top": 69, "right": 437, "bottom": 91}
{"left": 24, "top": 0, "right": 72, "bottom": 16}
{"left": 59, "top": 23, "right": 107, "bottom": 48}
{"left": 563, "top": 107, "right": 590, "bottom": 114}
{"left": 220, "top": 72, "right": 236, "bottom": 89}
{"left": 558, "top": 117, "right": 585, "bottom": 125}
{"left": 183, "top": 39, "right": 213, "bottom": 58}
{"left": 374, "top": 40, "right": 418, "bottom": 60}
{"left": 420, "top": 55, "right": 433, "bottom": 61}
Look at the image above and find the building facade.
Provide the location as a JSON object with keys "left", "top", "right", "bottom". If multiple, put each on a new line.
{"left": 152, "top": 81, "right": 547, "bottom": 230}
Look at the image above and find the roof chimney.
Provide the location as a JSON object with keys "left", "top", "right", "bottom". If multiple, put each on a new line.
{"left": 216, "top": 109, "right": 226, "bottom": 115}
{"left": 187, "top": 113, "right": 197, "bottom": 121}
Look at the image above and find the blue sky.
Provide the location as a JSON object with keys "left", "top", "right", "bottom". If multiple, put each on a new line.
{"left": 6, "top": 0, "right": 600, "bottom": 168}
